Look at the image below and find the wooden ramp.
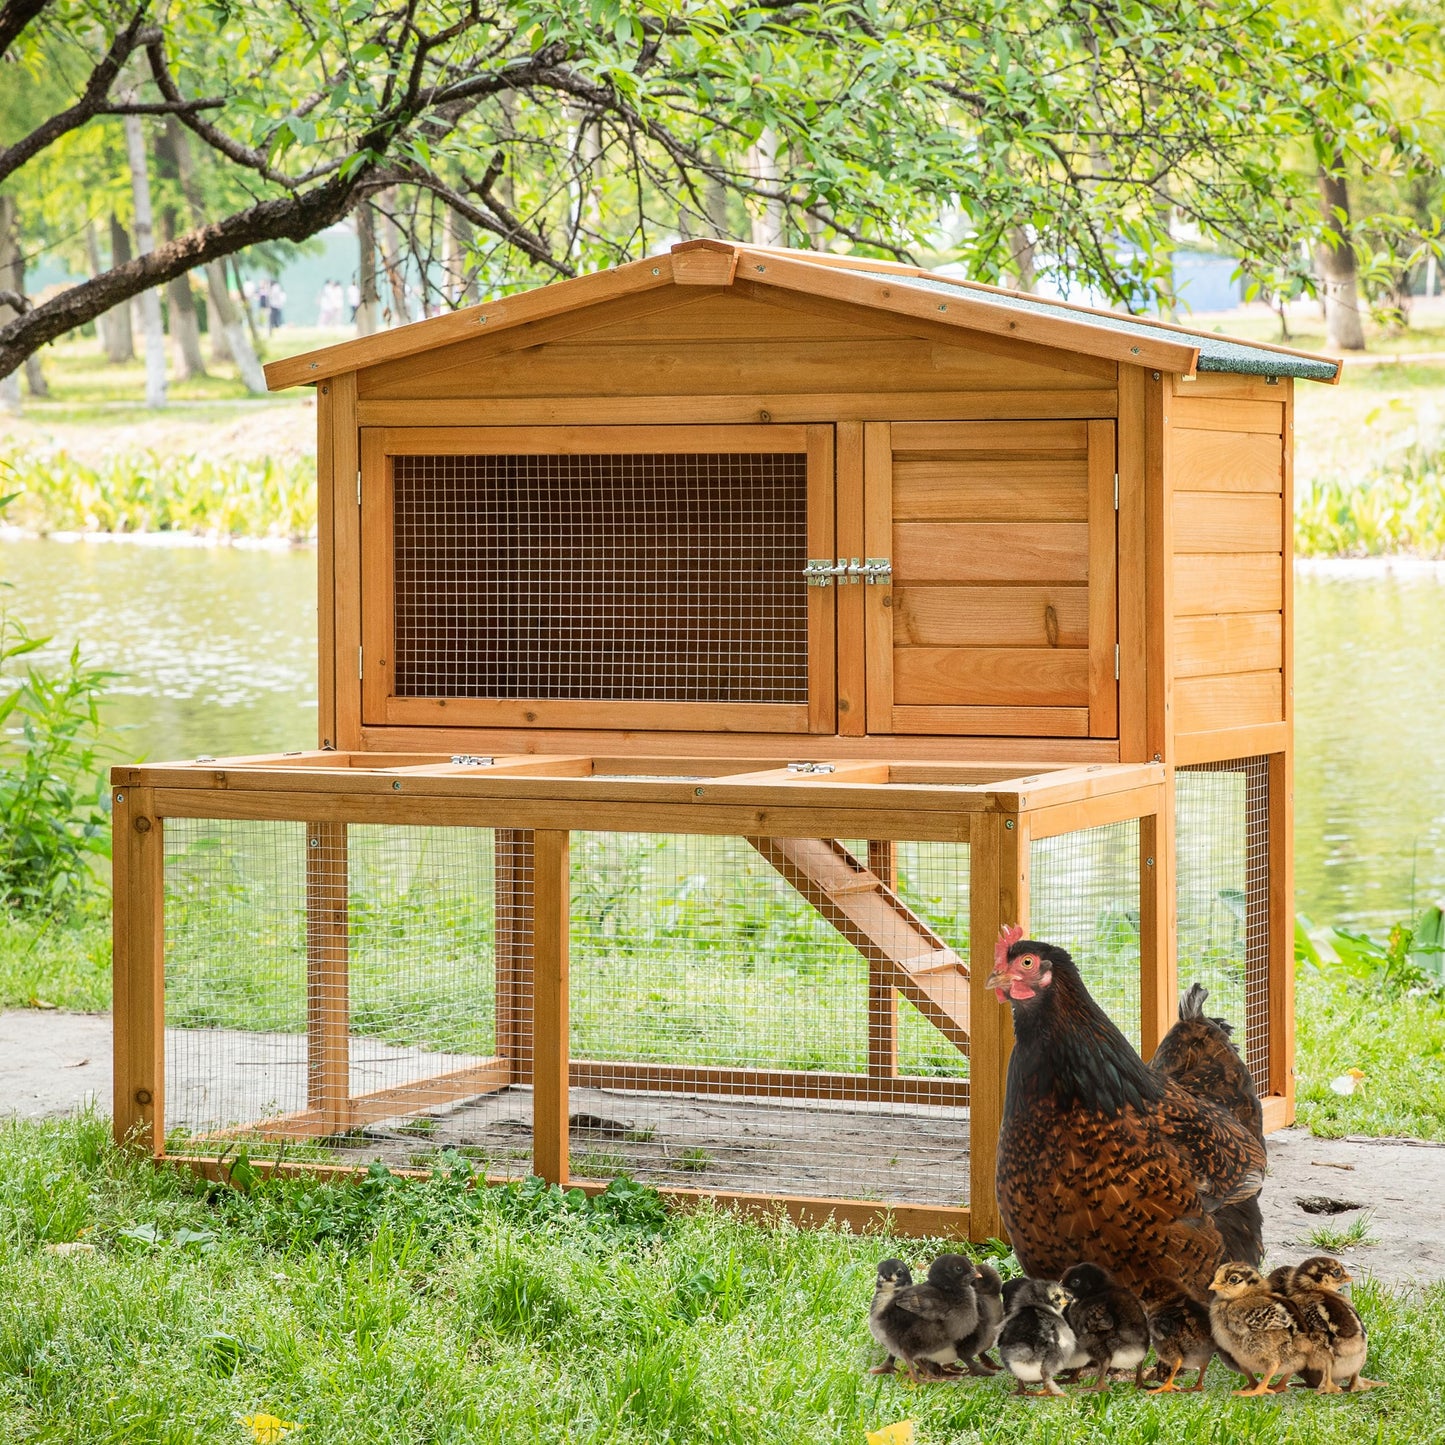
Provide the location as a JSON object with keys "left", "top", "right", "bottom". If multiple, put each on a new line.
{"left": 745, "top": 837, "right": 970, "bottom": 1050}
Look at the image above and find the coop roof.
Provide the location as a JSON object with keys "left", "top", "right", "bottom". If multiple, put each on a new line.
{"left": 264, "top": 239, "right": 1340, "bottom": 390}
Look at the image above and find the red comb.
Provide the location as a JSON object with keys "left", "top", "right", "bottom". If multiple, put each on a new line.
{"left": 995, "top": 923, "right": 1025, "bottom": 970}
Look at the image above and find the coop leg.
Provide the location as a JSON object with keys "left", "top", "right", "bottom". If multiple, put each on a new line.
{"left": 1264, "top": 752, "right": 1293, "bottom": 1116}
{"left": 866, "top": 841, "right": 899, "bottom": 1079}
{"left": 530, "top": 830, "right": 570, "bottom": 1187}
{"left": 968, "top": 811, "right": 1028, "bottom": 1243}
{"left": 306, "top": 821, "right": 350, "bottom": 1135}
{"left": 113, "top": 784, "right": 165, "bottom": 1156}
{"left": 494, "top": 829, "right": 535, "bottom": 1086}
{"left": 1138, "top": 793, "right": 1175, "bottom": 1062}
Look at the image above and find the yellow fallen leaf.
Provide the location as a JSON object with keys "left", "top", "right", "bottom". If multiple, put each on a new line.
{"left": 241, "top": 1414, "right": 298, "bottom": 1444}
{"left": 43, "top": 1242, "right": 96, "bottom": 1256}
{"left": 866, "top": 1422, "right": 915, "bottom": 1445}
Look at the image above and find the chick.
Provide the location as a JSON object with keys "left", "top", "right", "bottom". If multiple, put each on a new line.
{"left": 953, "top": 1261, "right": 1003, "bottom": 1375}
{"left": 868, "top": 1258, "right": 915, "bottom": 1375}
{"left": 1139, "top": 1275, "right": 1214, "bottom": 1392}
{"left": 1209, "top": 1262, "right": 1323, "bottom": 1396}
{"left": 873, "top": 1253, "right": 979, "bottom": 1383}
{"left": 1277, "top": 1255, "right": 1383, "bottom": 1393}
{"left": 1060, "top": 1262, "right": 1151, "bottom": 1391}
{"left": 997, "top": 1277, "right": 1077, "bottom": 1398}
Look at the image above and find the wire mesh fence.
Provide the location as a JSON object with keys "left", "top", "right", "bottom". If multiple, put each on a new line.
{"left": 1030, "top": 820, "right": 1143, "bottom": 1049}
{"left": 392, "top": 452, "right": 810, "bottom": 703}
{"left": 159, "top": 821, "right": 973, "bottom": 1207}
{"left": 1175, "top": 758, "right": 1271, "bottom": 1087}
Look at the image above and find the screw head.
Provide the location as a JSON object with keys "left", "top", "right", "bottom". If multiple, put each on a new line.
{"left": 1146, "top": 856, "right": 1155, "bottom": 867}
{"left": 1152, "top": 371, "right": 1161, "bottom": 381}
{"left": 651, "top": 266, "right": 660, "bottom": 275}
{"left": 392, "top": 780, "right": 402, "bottom": 790}
{"left": 309, "top": 837, "right": 320, "bottom": 848}
{"left": 694, "top": 786, "right": 705, "bottom": 797}
{"left": 1004, "top": 819, "right": 1015, "bottom": 831}
{"left": 115, "top": 792, "right": 124, "bottom": 803}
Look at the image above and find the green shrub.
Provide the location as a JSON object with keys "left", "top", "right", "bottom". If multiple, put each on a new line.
{"left": 1296, "top": 434, "right": 1445, "bottom": 557}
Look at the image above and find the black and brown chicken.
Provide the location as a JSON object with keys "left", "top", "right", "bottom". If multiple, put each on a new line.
{"left": 953, "top": 1261, "right": 1003, "bottom": 1374}
{"left": 987, "top": 928, "right": 1267, "bottom": 1298}
{"left": 1060, "top": 1261, "right": 1151, "bottom": 1390}
{"left": 868, "top": 1258, "right": 915, "bottom": 1374}
{"left": 1139, "top": 1275, "right": 1215, "bottom": 1392}
{"left": 1273, "top": 1255, "right": 1383, "bottom": 1392}
{"left": 871, "top": 1253, "right": 978, "bottom": 1383}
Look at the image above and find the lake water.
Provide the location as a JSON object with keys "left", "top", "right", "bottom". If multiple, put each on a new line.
{"left": 2, "top": 537, "right": 1442, "bottom": 929}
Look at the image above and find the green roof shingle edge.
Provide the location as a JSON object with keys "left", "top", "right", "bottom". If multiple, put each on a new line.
{"left": 854, "top": 270, "right": 1340, "bottom": 381}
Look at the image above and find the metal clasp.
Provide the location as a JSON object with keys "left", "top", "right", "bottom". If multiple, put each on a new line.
{"left": 861, "top": 557, "right": 892, "bottom": 585}
{"left": 786, "top": 761, "right": 836, "bottom": 775}
{"left": 450, "top": 755, "right": 494, "bottom": 767}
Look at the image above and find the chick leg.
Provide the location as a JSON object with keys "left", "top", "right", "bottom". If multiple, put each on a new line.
{"left": 1234, "top": 1370, "right": 1280, "bottom": 1397}
{"left": 1146, "top": 1362, "right": 1183, "bottom": 1394}
{"left": 868, "top": 1357, "right": 896, "bottom": 1376}
{"left": 1345, "top": 1375, "right": 1386, "bottom": 1391}
{"left": 1186, "top": 1366, "right": 1209, "bottom": 1392}
{"left": 1015, "top": 1376, "right": 1066, "bottom": 1399}
{"left": 1090, "top": 1360, "right": 1112, "bottom": 1393}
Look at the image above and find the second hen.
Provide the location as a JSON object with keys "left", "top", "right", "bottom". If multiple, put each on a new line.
{"left": 988, "top": 929, "right": 1267, "bottom": 1298}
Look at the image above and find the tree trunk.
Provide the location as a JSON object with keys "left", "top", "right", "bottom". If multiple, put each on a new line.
{"left": 122, "top": 114, "right": 167, "bottom": 407}
{"left": 445, "top": 205, "right": 476, "bottom": 305}
{"left": 153, "top": 124, "right": 206, "bottom": 380}
{"left": 355, "top": 201, "right": 380, "bottom": 336}
{"left": 86, "top": 220, "right": 120, "bottom": 359}
{"left": 0, "top": 195, "right": 20, "bottom": 413}
{"left": 377, "top": 190, "right": 410, "bottom": 323}
{"left": 1008, "top": 226, "right": 1037, "bottom": 292}
{"left": 1316, "top": 157, "right": 1366, "bottom": 352}
{"left": 104, "top": 213, "right": 135, "bottom": 362}
{"left": 750, "top": 130, "right": 785, "bottom": 246}
{"left": 167, "top": 118, "right": 265, "bottom": 390}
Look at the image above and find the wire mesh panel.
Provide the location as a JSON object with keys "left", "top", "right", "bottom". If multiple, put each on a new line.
{"left": 1175, "top": 758, "right": 1271, "bottom": 1087}
{"left": 392, "top": 452, "right": 809, "bottom": 702}
{"left": 163, "top": 820, "right": 531, "bottom": 1176}
{"left": 560, "top": 834, "right": 971, "bottom": 1207}
{"left": 1030, "top": 821, "right": 1143, "bottom": 1048}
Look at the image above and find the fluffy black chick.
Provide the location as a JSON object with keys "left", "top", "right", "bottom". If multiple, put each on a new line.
{"left": 873, "top": 1254, "right": 978, "bottom": 1383}
{"left": 953, "top": 1261, "right": 1003, "bottom": 1375}
{"left": 997, "top": 1278, "right": 1077, "bottom": 1398}
{"left": 1139, "top": 1275, "right": 1214, "bottom": 1392}
{"left": 1060, "top": 1262, "right": 1151, "bottom": 1391}
{"left": 1276, "top": 1255, "right": 1383, "bottom": 1393}
{"left": 868, "top": 1258, "right": 914, "bottom": 1375}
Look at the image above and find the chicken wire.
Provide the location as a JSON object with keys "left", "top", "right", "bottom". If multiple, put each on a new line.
{"left": 162, "top": 819, "right": 532, "bottom": 1178}
{"left": 1175, "top": 757, "right": 1271, "bottom": 1088}
{"left": 563, "top": 834, "right": 971, "bottom": 1207}
{"left": 1030, "top": 820, "right": 1143, "bottom": 1048}
{"left": 391, "top": 452, "right": 810, "bottom": 703}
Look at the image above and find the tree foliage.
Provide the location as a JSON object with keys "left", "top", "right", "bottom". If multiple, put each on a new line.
{"left": 0, "top": 0, "right": 1441, "bottom": 378}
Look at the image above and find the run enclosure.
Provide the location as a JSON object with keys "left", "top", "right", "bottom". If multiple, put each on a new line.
{"left": 114, "top": 754, "right": 1168, "bottom": 1241}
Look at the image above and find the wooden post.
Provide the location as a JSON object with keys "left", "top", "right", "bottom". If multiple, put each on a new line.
{"left": 306, "top": 821, "right": 350, "bottom": 1133}
{"left": 494, "top": 829, "right": 535, "bottom": 1084}
{"left": 1266, "top": 752, "right": 1294, "bottom": 1114}
{"left": 1138, "top": 788, "right": 1176, "bottom": 1060}
{"left": 112, "top": 785, "right": 165, "bottom": 1155}
{"left": 866, "top": 840, "right": 899, "bottom": 1077}
{"left": 530, "top": 830, "right": 570, "bottom": 1186}
{"left": 968, "top": 811, "right": 1028, "bottom": 1242}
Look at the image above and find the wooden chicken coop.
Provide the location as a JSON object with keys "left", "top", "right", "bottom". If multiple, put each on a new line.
{"left": 112, "top": 241, "right": 1338, "bottom": 1242}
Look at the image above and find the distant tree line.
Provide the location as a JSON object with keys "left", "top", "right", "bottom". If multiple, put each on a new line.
{"left": 0, "top": 0, "right": 1441, "bottom": 398}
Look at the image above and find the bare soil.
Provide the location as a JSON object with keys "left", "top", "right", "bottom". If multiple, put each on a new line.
{"left": 5, "top": 1008, "right": 1441, "bottom": 1287}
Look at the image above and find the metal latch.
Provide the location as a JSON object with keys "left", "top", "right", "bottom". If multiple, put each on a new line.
{"left": 450, "top": 755, "right": 494, "bottom": 767}
{"left": 804, "top": 558, "right": 890, "bottom": 586}
{"left": 786, "top": 761, "right": 836, "bottom": 775}
{"left": 861, "top": 558, "right": 892, "bottom": 585}
{"left": 804, "top": 558, "right": 837, "bottom": 587}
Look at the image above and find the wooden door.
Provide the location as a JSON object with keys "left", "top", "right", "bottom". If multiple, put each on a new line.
{"left": 361, "top": 424, "right": 836, "bottom": 733}
{"left": 862, "top": 420, "right": 1118, "bottom": 738}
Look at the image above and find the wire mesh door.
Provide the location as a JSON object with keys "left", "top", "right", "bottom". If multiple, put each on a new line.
{"left": 360, "top": 425, "right": 836, "bottom": 733}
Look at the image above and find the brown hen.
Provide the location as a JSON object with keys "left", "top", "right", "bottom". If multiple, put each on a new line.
{"left": 988, "top": 929, "right": 1267, "bottom": 1297}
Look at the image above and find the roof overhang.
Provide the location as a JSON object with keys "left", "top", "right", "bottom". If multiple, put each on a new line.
{"left": 264, "top": 239, "right": 1339, "bottom": 391}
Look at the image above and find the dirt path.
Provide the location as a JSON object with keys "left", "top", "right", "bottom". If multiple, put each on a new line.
{"left": 4, "top": 1009, "right": 1441, "bottom": 1288}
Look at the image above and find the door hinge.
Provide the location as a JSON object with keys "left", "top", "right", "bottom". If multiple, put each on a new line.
{"left": 1115, "top": 644, "right": 1120, "bottom": 680}
{"left": 1114, "top": 472, "right": 1119, "bottom": 510}
{"left": 357, "top": 469, "right": 362, "bottom": 507}
{"left": 358, "top": 646, "right": 364, "bottom": 681}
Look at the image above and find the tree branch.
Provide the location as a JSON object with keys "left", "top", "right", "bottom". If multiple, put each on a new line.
{"left": 0, "top": 0, "right": 48, "bottom": 61}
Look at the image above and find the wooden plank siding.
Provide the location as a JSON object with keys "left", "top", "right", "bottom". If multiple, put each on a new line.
{"left": 868, "top": 420, "right": 1117, "bottom": 739}
{"left": 1169, "top": 390, "right": 1287, "bottom": 741}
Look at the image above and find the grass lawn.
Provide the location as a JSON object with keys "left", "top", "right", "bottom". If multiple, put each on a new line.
{"left": 1, "top": 1112, "right": 1440, "bottom": 1445}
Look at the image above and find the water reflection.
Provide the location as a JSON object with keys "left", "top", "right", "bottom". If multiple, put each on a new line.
{"left": 2, "top": 538, "right": 1442, "bottom": 927}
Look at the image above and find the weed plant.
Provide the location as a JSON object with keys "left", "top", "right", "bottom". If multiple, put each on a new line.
{"left": 0, "top": 1113, "right": 1440, "bottom": 1443}
{"left": 1296, "top": 435, "right": 1445, "bottom": 557}
{"left": 0, "top": 445, "right": 316, "bottom": 540}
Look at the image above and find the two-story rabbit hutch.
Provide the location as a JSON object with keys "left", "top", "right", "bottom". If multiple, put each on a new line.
{"left": 112, "top": 241, "right": 1337, "bottom": 1241}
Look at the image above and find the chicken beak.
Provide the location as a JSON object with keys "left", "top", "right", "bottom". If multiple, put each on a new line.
{"left": 983, "top": 965, "right": 1011, "bottom": 998}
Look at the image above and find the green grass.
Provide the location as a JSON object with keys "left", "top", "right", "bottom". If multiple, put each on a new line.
{"left": 0, "top": 909, "right": 109, "bottom": 1012}
{"left": 1308, "top": 1213, "right": 1380, "bottom": 1252}
{"left": 0, "top": 1112, "right": 1440, "bottom": 1444}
